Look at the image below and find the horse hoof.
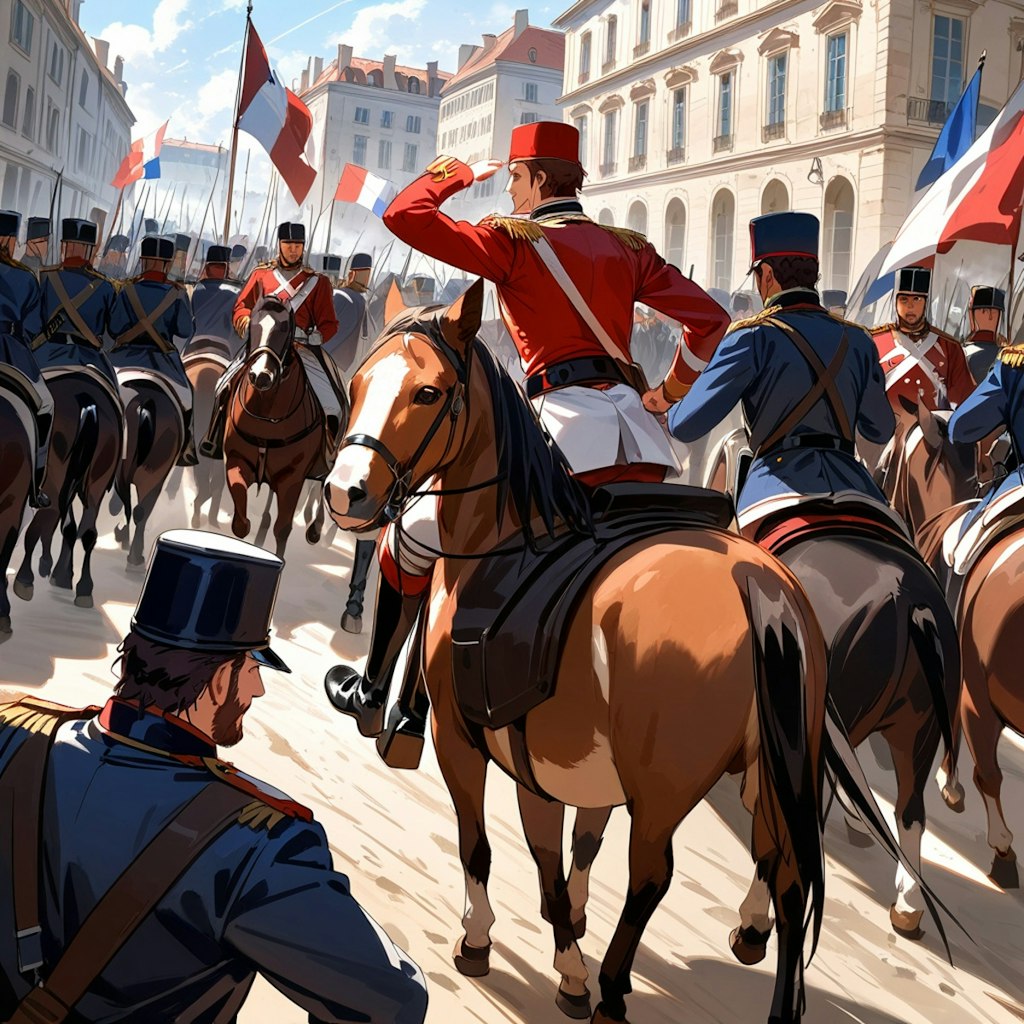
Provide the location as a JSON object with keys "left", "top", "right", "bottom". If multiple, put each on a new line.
{"left": 306, "top": 523, "right": 321, "bottom": 544}
{"left": 941, "top": 783, "right": 966, "bottom": 814}
{"left": 729, "top": 925, "right": 770, "bottom": 966}
{"left": 74, "top": 595, "right": 94, "bottom": 609}
{"left": 0, "top": 616, "right": 11, "bottom": 637}
{"left": 126, "top": 560, "right": 146, "bottom": 575}
{"left": 990, "top": 850, "right": 1019, "bottom": 889}
{"left": 453, "top": 938, "right": 491, "bottom": 977}
{"left": 232, "top": 518, "right": 250, "bottom": 539}
{"left": 844, "top": 819, "right": 875, "bottom": 848}
{"left": 341, "top": 611, "right": 362, "bottom": 634}
{"left": 13, "top": 580, "right": 33, "bottom": 602}
{"left": 889, "top": 905, "right": 924, "bottom": 940}
{"left": 556, "top": 987, "right": 592, "bottom": 1020}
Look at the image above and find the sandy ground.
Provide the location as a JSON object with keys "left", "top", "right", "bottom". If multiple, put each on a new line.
{"left": 3, "top": 479, "right": 1024, "bottom": 1024}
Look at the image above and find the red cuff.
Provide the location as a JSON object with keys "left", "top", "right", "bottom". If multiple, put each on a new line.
{"left": 377, "top": 541, "right": 432, "bottom": 596}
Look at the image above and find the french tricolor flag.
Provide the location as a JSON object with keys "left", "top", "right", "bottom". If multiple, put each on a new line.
{"left": 111, "top": 121, "right": 168, "bottom": 189}
{"left": 237, "top": 20, "right": 317, "bottom": 204}
{"left": 335, "top": 163, "right": 397, "bottom": 218}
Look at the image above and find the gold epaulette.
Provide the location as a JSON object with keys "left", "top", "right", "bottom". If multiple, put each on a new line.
{"left": 201, "top": 756, "right": 312, "bottom": 829}
{"left": 727, "top": 304, "right": 781, "bottom": 334}
{"left": 0, "top": 251, "right": 31, "bottom": 272}
{"left": 481, "top": 215, "right": 544, "bottom": 242}
{"left": 999, "top": 344, "right": 1024, "bottom": 368}
{"left": 869, "top": 322, "right": 896, "bottom": 336}
{"left": 599, "top": 224, "right": 647, "bottom": 251}
{"left": 828, "top": 311, "right": 869, "bottom": 330}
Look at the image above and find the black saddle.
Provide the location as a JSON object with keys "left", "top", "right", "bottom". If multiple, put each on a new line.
{"left": 450, "top": 482, "right": 734, "bottom": 733}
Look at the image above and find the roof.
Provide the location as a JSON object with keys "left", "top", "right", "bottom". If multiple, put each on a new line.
{"left": 303, "top": 56, "right": 452, "bottom": 96}
{"left": 443, "top": 24, "right": 565, "bottom": 93}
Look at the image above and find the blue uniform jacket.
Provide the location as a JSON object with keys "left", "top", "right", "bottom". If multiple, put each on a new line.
{"left": 325, "top": 287, "right": 366, "bottom": 373}
{"left": 0, "top": 699, "right": 428, "bottom": 1023}
{"left": 0, "top": 257, "right": 45, "bottom": 384}
{"left": 668, "top": 288, "right": 895, "bottom": 528}
{"left": 949, "top": 351, "right": 1024, "bottom": 534}
{"left": 108, "top": 276, "right": 195, "bottom": 390}
{"left": 189, "top": 279, "right": 242, "bottom": 356}
{"left": 34, "top": 263, "right": 118, "bottom": 386}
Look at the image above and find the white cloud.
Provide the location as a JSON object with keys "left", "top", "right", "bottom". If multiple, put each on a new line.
{"left": 170, "top": 68, "right": 238, "bottom": 141}
{"left": 328, "top": 0, "right": 428, "bottom": 58}
{"left": 100, "top": 0, "right": 193, "bottom": 64}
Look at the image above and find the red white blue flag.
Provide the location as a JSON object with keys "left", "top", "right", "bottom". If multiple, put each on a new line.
{"left": 111, "top": 120, "right": 168, "bottom": 188}
{"left": 335, "top": 164, "right": 396, "bottom": 218}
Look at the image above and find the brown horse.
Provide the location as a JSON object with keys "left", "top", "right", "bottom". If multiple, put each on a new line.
{"left": 889, "top": 404, "right": 1024, "bottom": 888}
{"left": 14, "top": 373, "right": 120, "bottom": 609}
{"left": 326, "top": 282, "right": 833, "bottom": 1024}
{"left": 224, "top": 295, "right": 328, "bottom": 558}
{"left": 183, "top": 350, "right": 230, "bottom": 528}
{"left": 0, "top": 386, "right": 33, "bottom": 639}
{"left": 112, "top": 380, "right": 185, "bottom": 572}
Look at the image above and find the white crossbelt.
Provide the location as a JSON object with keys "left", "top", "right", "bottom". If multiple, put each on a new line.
{"left": 272, "top": 270, "right": 319, "bottom": 314}
{"left": 884, "top": 332, "right": 945, "bottom": 401}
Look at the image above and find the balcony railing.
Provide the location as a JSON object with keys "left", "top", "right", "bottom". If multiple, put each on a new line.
{"left": 578, "top": 70, "right": 591, "bottom": 85}
{"left": 907, "top": 97, "right": 955, "bottom": 126}
{"left": 628, "top": 153, "right": 647, "bottom": 172}
{"left": 666, "top": 145, "right": 686, "bottom": 165}
{"left": 762, "top": 121, "right": 785, "bottom": 142}
{"left": 633, "top": 40, "right": 651, "bottom": 58}
{"left": 602, "top": 59, "right": 616, "bottom": 74}
{"left": 669, "top": 21, "right": 692, "bottom": 42}
{"left": 716, "top": 0, "right": 738, "bottom": 19}
{"left": 599, "top": 161, "right": 617, "bottom": 177}
{"left": 819, "top": 107, "right": 848, "bottom": 131}
{"left": 713, "top": 133, "right": 733, "bottom": 153}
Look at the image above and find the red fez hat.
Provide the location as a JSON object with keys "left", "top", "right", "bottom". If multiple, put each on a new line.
{"left": 508, "top": 122, "right": 580, "bottom": 164}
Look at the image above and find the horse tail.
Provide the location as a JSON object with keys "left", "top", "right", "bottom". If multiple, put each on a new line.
{"left": 908, "top": 603, "right": 958, "bottom": 764}
{"left": 745, "top": 573, "right": 826, "bottom": 972}
{"left": 57, "top": 397, "right": 98, "bottom": 523}
{"left": 119, "top": 395, "right": 155, "bottom": 533}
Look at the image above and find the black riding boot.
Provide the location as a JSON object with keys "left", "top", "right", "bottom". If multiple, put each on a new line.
{"left": 199, "top": 390, "right": 228, "bottom": 460}
{"left": 29, "top": 411, "right": 52, "bottom": 509}
{"left": 177, "top": 409, "right": 199, "bottom": 467}
{"left": 324, "top": 574, "right": 426, "bottom": 738}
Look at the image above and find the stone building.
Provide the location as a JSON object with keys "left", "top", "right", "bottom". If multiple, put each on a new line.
{"left": 554, "top": 0, "right": 1022, "bottom": 295}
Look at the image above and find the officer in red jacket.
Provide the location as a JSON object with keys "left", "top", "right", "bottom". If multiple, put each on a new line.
{"left": 324, "top": 121, "right": 728, "bottom": 761}
{"left": 200, "top": 222, "right": 342, "bottom": 459}
{"left": 870, "top": 265, "right": 974, "bottom": 429}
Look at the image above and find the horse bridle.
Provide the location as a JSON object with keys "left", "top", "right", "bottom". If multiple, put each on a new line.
{"left": 341, "top": 317, "right": 470, "bottom": 525}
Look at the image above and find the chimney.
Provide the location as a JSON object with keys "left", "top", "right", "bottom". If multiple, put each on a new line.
{"left": 513, "top": 9, "right": 529, "bottom": 38}
{"left": 427, "top": 60, "right": 439, "bottom": 96}
{"left": 300, "top": 68, "right": 309, "bottom": 92}
{"left": 92, "top": 37, "right": 110, "bottom": 69}
{"left": 313, "top": 56, "right": 324, "bottom": 81}
{"left": 114, "top": 55, "right": 124, "bottom": 84}
{"left": 458, "top": 44, "right": 478, "bottom": 69}
{"left": 337, "top": 43, "right": 354, "bottom": 74}
{"left": 482, "top": 33, "right": 497, "bottom": 51}
{"left": 383, "top": 54, "right": 398, "bottom": 90}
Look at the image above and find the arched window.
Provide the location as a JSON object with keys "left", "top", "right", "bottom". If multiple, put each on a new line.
{"left": 711, "top": 188, "right": 735, "bottom": 292}
{"left": 408, "top": 77, "right": 421, "bottom": 94}
{"left": 46, "top": 106, "right": 60, "bottom": 152}
{"left": 21, "top": 87, "right": 34, "bottom": 138}
{"left": 3, "top": 72, "right": 19, "bottom": 128}
{"left": 598, "top": 208, "right": 614, "bottom": 226}
{"left": 760, "top": 178, "right": 789, "bottom": 215}
{"left": 665, "top": 198, "right": 686, "bottom": 269}
{"left": 824, "top": 176, "right": 855, "bottom": 291}
{"left": 627, "top": 200, "right": 647, "bottom": 235}
{"left": 79, "top": 70, "right": 89, "bottom": 108}
{"left": 368, "top": 68, "right": 383, "bottom": 87}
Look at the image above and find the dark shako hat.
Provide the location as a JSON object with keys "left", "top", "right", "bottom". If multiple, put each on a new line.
{"left": 349, "top": 252, "right": 372, "bottom": 271}
{"left": 822, "top": 289, "right": 848, "bottom": 308}
{"left": 748, "top": 212, "right": 819, "bottom": 271}
{"left": 174, "top": 233, "right": 192, "bottom": 253}
{"left": 141, "top": 235, "right": 175, "bottom": 260}
{"left": 61, "top": 218, "right": 98, "bottom": 246}
{"left": 896, "top": 266, "right": 931, "bottom": 297}
{"left": 277, "top": 222, "right": 306, "bottom": 242}
{"left": 230, "top": 243, "right": 248, "bottom": 260}
{"left": 970, "top": 286, "right": 1005, "bottom": 311}
{"left": 27, "top": 216, "right": 50, "bottom": 241}
{"left": 132, "top": 529, "right": 290, "bottom": 672}
{"left": 106, "top": 233, "right": 130, "bottom": 253}
{"left": 205, "top": 244, "right": 232, "bottom": 264}
{"left": 0, "top": 210, "right": 20, "bottom": 237}
{"left": 321, "top": 254, "right": 343, "bottom": 273}
{"left": 144, "top": 218, "right": 160, "bottom": 234}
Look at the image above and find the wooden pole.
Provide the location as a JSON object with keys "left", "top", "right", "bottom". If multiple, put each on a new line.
{"left": 223, "top": 1, "right": 254, "bottom": 243}
{"left": 1008, "top": 206, "right": 1022, "bottom": 338}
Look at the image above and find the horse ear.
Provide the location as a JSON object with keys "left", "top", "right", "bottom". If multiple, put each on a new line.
{"left": 440, "top": 278, "right": 484, "bottom": 352}
{"left": 384, "top": 279, "right": 407, "bottom": 326}
{"left": 918, "top": 401, "right": 943, "bottom": 451}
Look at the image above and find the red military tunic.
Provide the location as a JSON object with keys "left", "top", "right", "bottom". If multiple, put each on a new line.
{"left": 381, "top": 158, "right": 728, "bottom": 382}
{"left": 233, "top": 261, "right": 339, "bottom": 342}
{"left": 870, "top": 321, "right": 974, "bottom": 418}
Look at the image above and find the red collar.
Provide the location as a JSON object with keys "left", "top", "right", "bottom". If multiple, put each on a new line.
{"left": 99, "top": 697, "right": 218, "bottom": 756}
{"left": 139, "top": 270, "right": 168, "bottom": 282}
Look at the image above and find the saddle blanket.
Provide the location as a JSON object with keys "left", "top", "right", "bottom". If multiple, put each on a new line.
{"left": 115, "top": 368, "right": 189, "bottom": 460}
{"left": 942, "top": 483, "right": 1024, "bottom": 577}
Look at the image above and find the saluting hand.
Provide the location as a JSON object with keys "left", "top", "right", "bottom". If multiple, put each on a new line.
{"left": 470, "top": 160, "right": 505, "bottom": 183}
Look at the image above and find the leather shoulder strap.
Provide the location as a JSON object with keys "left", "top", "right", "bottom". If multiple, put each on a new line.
{"left": 45, "top": 273, "right": 103, "bottom": 348}
{"left": 114, "top": 283, "right": 179, "bottom": 351}
{"left": 752, "top": 319, "right": 853, "bottom": 454}
{"left": 9, "top": 782, "right": 254, "bottom": 1024}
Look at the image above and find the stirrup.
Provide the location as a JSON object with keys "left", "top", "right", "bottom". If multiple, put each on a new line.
{"left": 177, "top": 437, "right": 199, "bottom": 467}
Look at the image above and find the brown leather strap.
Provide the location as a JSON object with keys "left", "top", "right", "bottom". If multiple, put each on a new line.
{"left": 37, "top": 273, "right": 103, "bottom": 349}
{"left": 754, "top": 322, "right": 853, "bottom": 455}
{"left": 113, "top": 282, "right": 180, "bottom": 351}
{"left": 9, "top": 782, "right": 251, "bottom": 1024}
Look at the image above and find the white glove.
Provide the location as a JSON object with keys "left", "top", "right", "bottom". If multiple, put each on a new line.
{"left": 469, "top": 159, "right": 505, "bottom": 183}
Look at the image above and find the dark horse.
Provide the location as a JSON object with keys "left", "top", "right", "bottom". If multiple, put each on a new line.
{"left": 0, "top": 384, "right": 33, "bottom": 639}
{"left": 224, "top": 295, "right": 332, "bottom": 558}
{"left": 112, "top": 380, "right": 185, "bottom": 572}
{"left": 15, "top": 372, "right": 121, "bottom": 609}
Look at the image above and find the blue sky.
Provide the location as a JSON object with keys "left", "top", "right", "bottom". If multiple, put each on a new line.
{"left": 81, "top": 0, "right": 560, "bottom": 151}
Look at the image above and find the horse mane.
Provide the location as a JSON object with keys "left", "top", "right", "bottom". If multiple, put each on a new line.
{"left": 387, "top": 307, "right": 593, "bottom": 545}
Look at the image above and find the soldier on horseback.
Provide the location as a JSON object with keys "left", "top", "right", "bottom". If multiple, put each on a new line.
{"left": 20, "top": 217, "right": 50, "bottom": 273}
{"left": 963, "top": 286, "right": 1007, "bottom": 385}
{"left": 0, "top": 210, "right": 53, "bottom": 508}
{"left": 667, "top": 212, "right": 897, "bottom": 538}
{"left": 324, "top": 120, "right": 729, "bottom": 759}
{"left": 31, "top": 218, "right": 120, "bottom": 395}
{"left": 108, "top": 235, "right": 199, "bottom": 466}
{"left": 325, "top": 252, "right": 372, "bottom": 374}
{"left": 199, "top": 222, "right": 342, "bottom": 460}
{"left": 185, "top": 244, "right": 243, "bottom": 364}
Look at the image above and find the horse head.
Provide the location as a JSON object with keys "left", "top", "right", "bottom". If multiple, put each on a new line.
{"left": 246, "top": 295, "right": 295, "bottom": 393}
{"left": 325, "top": 279, "right": 484, "bottom": 530}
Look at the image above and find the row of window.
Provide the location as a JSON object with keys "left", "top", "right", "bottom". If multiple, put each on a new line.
{"left": 439, "top": 114, "right": 493, "bottom": 150}
{"left": 351, "top": 136, "right": 419, "bottom": 173}
{"left": 353, "top": 107, "right": 422, "bottom": 133}
{"left": 579, "top": 0, "right": 693, "bottom": 80}
{"left": 439, "top": 82, "right": 495, "bottom": 122}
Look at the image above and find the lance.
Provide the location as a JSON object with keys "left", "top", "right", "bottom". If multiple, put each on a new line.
{"left": 186, "top": 164, "right": 225, "bottom": 280}
{"left": 158, "top": 184, "right": 177, "bottom": 232}
{"left": 46, "top": 168, "right": 63, "bottom": 264}
{"left": 224, "top": 2, "right": 255, "bottom": 241}
{"left": 233, "top": 147, "right": 250, "bottom": 236}
{"left": 176, "top": 186, "right": 188, "bottom": 233}
{"left": 99, "top": 186, "right": 126, "bottom": 255}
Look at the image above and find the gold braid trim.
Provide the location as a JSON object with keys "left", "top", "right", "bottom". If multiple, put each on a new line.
{"left": 238, "top": 799, "right": 286, "bottom": 833}
{"left": 727, "top": 304, "right": 782, "bottom": 334}
{"left": 999, "top": 344, "right": 1024, "bottom": 368}
{"left": 869, "top": 322, "right": 897, "bottom": 336}
{"left": 481, "top": 215, "right": 544, "bottom": 242}
{"left": 600, "top": 225, "right": 647, "bottom": 250}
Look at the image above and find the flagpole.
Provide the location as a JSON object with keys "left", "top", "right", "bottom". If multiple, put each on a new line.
{"left": 223, "top": 1, "right": 254, "bottom": 243}
{"left": 234, "top": 148, "right": 251, "bottom": 237}
{"left": 1009, "top": 206, "right": 1022, "bottom": 335}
